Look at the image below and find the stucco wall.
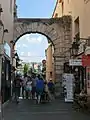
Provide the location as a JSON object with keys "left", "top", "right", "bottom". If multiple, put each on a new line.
{"left": 65, "top": 0, "right": 90, "bottom": 39}
{"left": 52, "top": 0, "right": 62, "bottom": 17}
{"left": 46, "top": 44, "right": 53, "bottom": 81}
{"left": 0, "top": 0, "right": 14, "bottom": 45}
{"left": 53, "top": 0, "right": 90, "bottom": 39}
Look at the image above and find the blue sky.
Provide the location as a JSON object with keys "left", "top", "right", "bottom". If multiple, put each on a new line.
{"left": 16, "top": 0, "right": 57, "bottom": 18}
{"left": 16, "top": 0, "right": 57, "bottom": 62}
{"left": 16, "top": 34, "right": 48, "bottom": 62}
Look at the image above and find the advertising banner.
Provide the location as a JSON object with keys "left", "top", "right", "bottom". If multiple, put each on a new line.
{"left": 62, "top": 73, "right": 74, "bottom": 102}
{"left": 82, "top": 55, "right": 90, "bottom": 67}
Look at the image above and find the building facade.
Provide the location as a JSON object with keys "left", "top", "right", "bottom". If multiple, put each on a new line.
{"left": 46, "top": 43, "right": 55, "bottom": 82}
{"left": 0, "top": 0, "right": 15, "bottom": 44}
{"left": 52, "top": 0, "right": 90, "bottom": 40}
{"left": 52, "top": 0, "right": 72, "bottom": 79}
{"left": 53, "top": 0, "right": 90, "bottom": 95}
{"left": 0, "top": 0, "right": 15, "bottom": 103}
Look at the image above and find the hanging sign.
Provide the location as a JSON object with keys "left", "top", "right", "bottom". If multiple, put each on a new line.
{"left": 82, "top": 55, "right": 90, "bottom": 67}
{"left": 62, "top": 73, "right": 74, "bottom": 102}
{"left": 69, "top": 59, "right": 82, "bottom": 66}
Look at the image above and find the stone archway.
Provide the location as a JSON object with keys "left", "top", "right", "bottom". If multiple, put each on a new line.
{"left": 13, "top": 16, "right": 72, "bottom": 82}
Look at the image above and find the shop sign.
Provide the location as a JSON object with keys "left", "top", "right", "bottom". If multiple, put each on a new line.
{"left": 4, "top": 42, "right": 11, "bottom": 57}
{"left": 69, "top": 59, "right": 82, "bottom": 66}
{"left": 82, "top": 55, "right": 90, "bottom": 67}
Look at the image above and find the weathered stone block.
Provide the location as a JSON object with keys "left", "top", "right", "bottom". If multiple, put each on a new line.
{"left": 14, "top": 16, "right": 72, "bottom": 81}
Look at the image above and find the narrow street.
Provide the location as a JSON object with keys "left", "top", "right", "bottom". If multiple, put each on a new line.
{"left": 1, "top": 0, "right": 90, "bottom": 120}
{"left": 3, "top": 98, "right": 90, "bottom": 120}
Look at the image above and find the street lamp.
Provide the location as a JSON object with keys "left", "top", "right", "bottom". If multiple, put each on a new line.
{"left": 70, "top": 41, "right": 79, "bottom": 57}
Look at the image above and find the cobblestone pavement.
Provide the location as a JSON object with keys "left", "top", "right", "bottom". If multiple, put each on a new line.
{"left": 2, "top": 99, "right": 90, "bottom": 120}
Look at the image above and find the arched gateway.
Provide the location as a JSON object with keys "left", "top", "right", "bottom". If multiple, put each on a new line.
{"left": 13, "top": 15, "right": 72, "bottom": 82}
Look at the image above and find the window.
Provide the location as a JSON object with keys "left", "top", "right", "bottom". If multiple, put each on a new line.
{"left": 84, "top": 0, "right": 90, "bottom": 4}
{"left": 68, "top": 0, "right": 70, "bottom": 3}
{"left": 74, "top": 17, "right": 80, "bottom": 37}
{"left": 59, "top": 0, "right": 62, "bottom": 3}
{"left": 55, "top": 13, "right": 58, "bottom": 18}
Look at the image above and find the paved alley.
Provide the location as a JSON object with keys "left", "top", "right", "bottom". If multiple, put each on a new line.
{"left": 2, "top": 99, "right": 90, "bottom": 120}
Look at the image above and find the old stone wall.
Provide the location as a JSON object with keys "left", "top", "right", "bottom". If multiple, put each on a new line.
{"left": 13, "top": 15, "right": 72, "bottom": 82}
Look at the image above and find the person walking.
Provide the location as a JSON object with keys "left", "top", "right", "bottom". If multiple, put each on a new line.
{"left": 48, "top": 80, "right": 55, "bottom": 100}
{"left": 32, "top": 74, "right": 37, "bottom": 100}
{"left": 13, "top": 75, "right": 22, "bottom": 104}
{"left": 22, "top": 74, "right": 27, "bottom": 99}
{"left": 44, "top": 81, "right": 50, "bottom": 102}
{"left": 25, "top": 76, "right": 32, "bottom": 99}
{"left": 36, "top": 75, "right": 44, "bottom": 104}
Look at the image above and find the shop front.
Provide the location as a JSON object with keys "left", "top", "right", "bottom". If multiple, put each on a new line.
{"left": 82, "top": 54, "right": 90, "bottom": 95}
{"left": 69, "top": 59, "right": 85, "bottom": 94}
{"left": 1, "top": 42, "right": 11, "bottom": 103}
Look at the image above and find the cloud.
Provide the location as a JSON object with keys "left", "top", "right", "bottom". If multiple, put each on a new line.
{"left": 16, "top": 34, "right": 48, "bottom": 63}
{"left": 27, "top": 52, "right": 31, "bottom": 56}
{"left": 25, "top": 35, "right": 43, "bottom": 44}
{"left": 22, "top": 44, "right": 28, "bottom": 47}
{"left": 37, "top": 36, "right": 43, "bottom": 42}
{"left": 16, "top": 43, "right": 27, "bottom": 50}
{"left": 16, "top": 44, "right": 21, "bottom": 49}
{"left": 18, "top": 34, "right": 47, "bottom": 45}
{"left": 27, "top": 37, "right": 37, "bottom": 43}
{"left": 20, "top": 52, "right": 24, "bottom": 56}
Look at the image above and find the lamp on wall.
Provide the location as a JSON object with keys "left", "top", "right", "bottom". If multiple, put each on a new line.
{"left": 70, "top": 41, "right": 79, "bottom": 57}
